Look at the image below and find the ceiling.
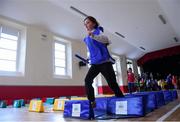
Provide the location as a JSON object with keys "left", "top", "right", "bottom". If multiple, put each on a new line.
{"left": 0, "top": 0, "right": 179, "bottom": 59}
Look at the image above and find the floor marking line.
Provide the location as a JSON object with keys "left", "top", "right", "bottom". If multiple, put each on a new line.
{"left": 156, "top": 103, "right": 180, "bottom": 122}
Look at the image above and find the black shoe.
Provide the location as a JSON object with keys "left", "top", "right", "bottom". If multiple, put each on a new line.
{"left": 89, "top": 101, "right": 95, "bottom": 120}
{"left": 88, "top": 116, "right": 95, "bottom": 120}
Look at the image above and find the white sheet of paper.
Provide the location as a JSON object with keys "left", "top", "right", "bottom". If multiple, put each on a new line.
{"left": 115, "top": 101, "right": 128, "bottom": 115}
{"left": 72, "top": 104, "right": 81, "bottom": 117}
{"left": 57, "top": 100, "right": 63, "bottom": 109}
{"left": 32, "top": 101, "right": 37, "bottom": 111}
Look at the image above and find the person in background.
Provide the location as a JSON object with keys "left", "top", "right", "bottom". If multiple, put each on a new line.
{"left": 150, "top": 72, "right": 153, "bottom": 80}
{"left": 136, "top": 74, "right": 141, "bottom": 92}
{"left": 152, "top": 79, "right": 160, "bottom": 91}
{"left": 172, "top": 75, "right": 177, "bottom": 89}
{"left": 140, "top": 77, "right": 146, "bottom": 92}
{"left": 177, "top": 76, "right": 180, "bottom": 89}
{"left": 127, "top": 68, "right": 135, "bottom": 94}
{"left": 157, "top": 79, "right": 162, "bottom": 90}
{"left": 161, "top": 79, "right": 167, "bottom": 90}
{"left": 166, "top": 74, "right": 174, "bottom": 89}
{"left": 145, "top": 73, "right": 151, "bottom": 91}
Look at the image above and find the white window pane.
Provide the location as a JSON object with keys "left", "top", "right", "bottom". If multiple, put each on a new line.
{"left": 0, "top": 38, "right": 17, "bottom": 50}
{"left": 2, "top": 25, "right": 19, "bottom": 37}
{"left": 55, "top": 43, "right": 65, "bottom": 52}
{"left": 0, "top": 49, "right": 16, "bottom": 60}
{"left": 55, "top": 67, "right": 65, "bottom": 75}
{"left": 54, "top": 41, "right": 68, "bottom": 76}
{"left": 55, "top": 59, "right": 66, "bottom": 67}
{"left": 55, "top": 51, "right": 65, "bottom": 59}
{"left": 0, "top": 60, "right": 16, "bottom": 71}
{"left": 1, "top": 33, "right": 18, "bottom": 41}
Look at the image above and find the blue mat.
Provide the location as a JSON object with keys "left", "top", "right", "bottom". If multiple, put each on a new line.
{"left": 152, "top": 91, "right": 165, "bottom": 108}
{"left": 107, "top": 96, "right": 145, "bottom": 117}
{"left": 63, "top": 90, "right": 178, "bottom": 120}
{"left": 64, "top": 98, "right": 108, "bottom": 120}
{"left": 170, "top": 90, "right": 178, "bottom": 100}
{"left": 128, "top": 92, "right": 156, "bottom": 113}
{"left": 163, "top": 90, "right": 173, "bottom": 104}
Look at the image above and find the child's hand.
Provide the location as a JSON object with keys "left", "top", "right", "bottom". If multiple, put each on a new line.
{"left": 86, "top": 59, "right": 89, "bottom": 63}
{"left": 88, "top": 31, "right": 93, "bottom": 36}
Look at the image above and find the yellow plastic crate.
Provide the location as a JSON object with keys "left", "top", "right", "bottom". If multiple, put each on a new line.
{"left": 29, "top": 100, "right": 44, "bottom": 113}
{"left": 53, "top": 99, "right": 68, "bottom": 111}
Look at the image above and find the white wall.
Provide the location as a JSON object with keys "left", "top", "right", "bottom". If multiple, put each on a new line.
{"left": 0, "top": 17, "right": 139, "bottom": 87}
{"left": 0, "top": 17, "right": 88, "bottom": 86}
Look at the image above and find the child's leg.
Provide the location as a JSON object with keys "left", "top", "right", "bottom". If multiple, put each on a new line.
{"left": 100, "top": 62, "right": 124, "bottom": 97}
{"left": 132, "top": 83, "right": 135, "bottom": 92}
{"left": 85, "top": 65, "right": 100, "bottom": 102}
{"left": 128, "top": 82, "right": 132, "bottom": 94}
{"left": 85, "top": 66, "right": 99, "bottom": 120}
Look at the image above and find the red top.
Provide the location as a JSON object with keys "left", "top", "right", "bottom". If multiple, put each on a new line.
{"left": 128, "top": 72, "right": 135, "bottom": 82}
{"left": 172, "top": 76, "right": 177, "bottom": 85}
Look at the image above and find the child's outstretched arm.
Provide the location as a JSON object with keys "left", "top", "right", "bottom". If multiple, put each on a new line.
{"left": 88, "top": 31, "right": 111, "bottom": 45}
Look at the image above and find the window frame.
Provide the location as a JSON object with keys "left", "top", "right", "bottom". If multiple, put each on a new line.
{"left": 0, "top": 24, "right": 21, "bottom": 74}
{"left": 53, "top": 37, "right": 72, "bottom": 79}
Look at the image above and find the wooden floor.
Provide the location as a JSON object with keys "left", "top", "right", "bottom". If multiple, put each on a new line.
{"left": 0, "top": 91, "right": 180, "bottom": 122}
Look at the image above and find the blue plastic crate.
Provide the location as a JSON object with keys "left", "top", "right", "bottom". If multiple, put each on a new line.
{"left": 13, "top": 100, "right": 21, "bottom": 108}
{"left": 45, "top": 97, "right": 55, "bottom": 104}
{"left": 19, "top": 99, "right": 25, "bottom": 106}
{"left": 0, "top": 100, "right": 7, "bottom": 108}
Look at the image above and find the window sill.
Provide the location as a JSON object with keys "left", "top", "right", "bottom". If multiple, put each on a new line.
{"left": 0, "top": 71, "right": 24, "bottom": 77}
{"left": 53, "top": 74, "right": 72, "bottom": 79}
